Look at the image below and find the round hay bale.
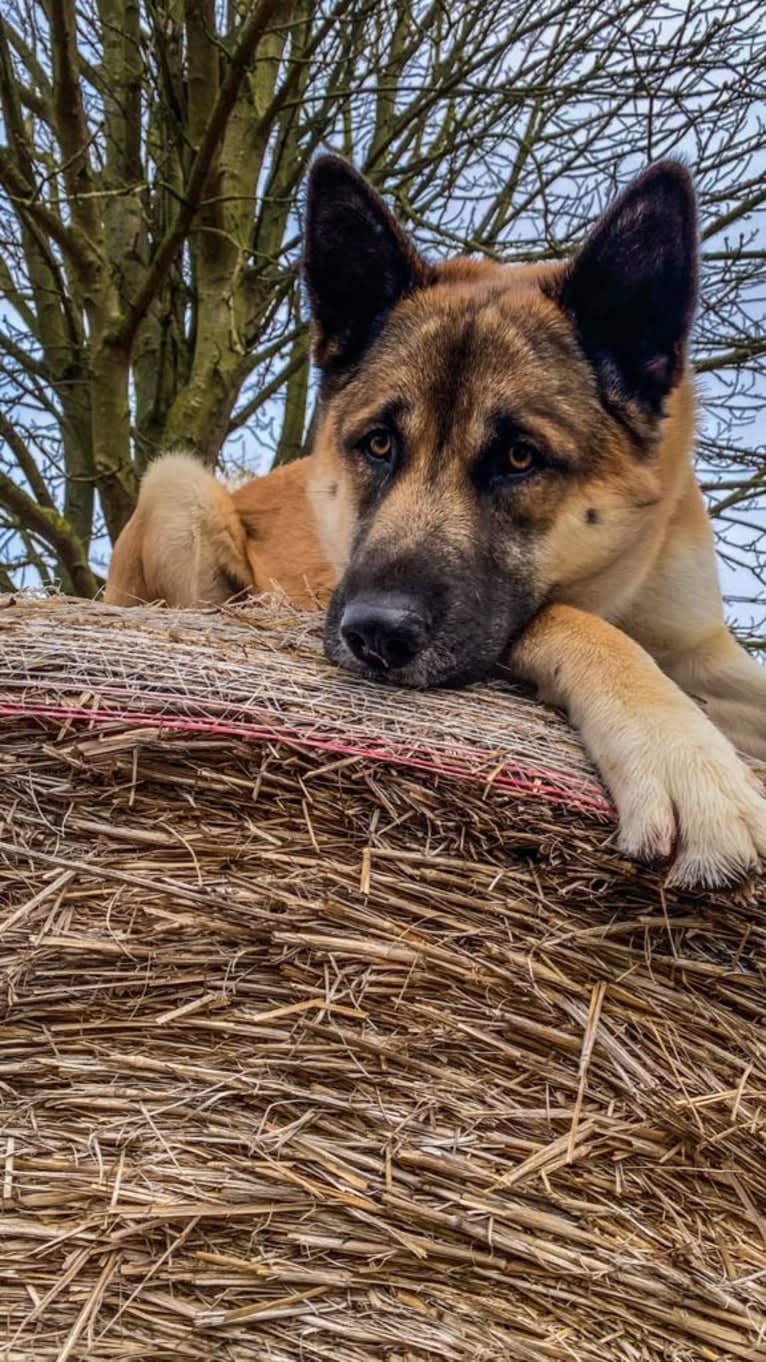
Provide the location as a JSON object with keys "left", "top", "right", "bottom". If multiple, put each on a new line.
{"left": 0, "top": 594, "right": 764, "bottom": 1361}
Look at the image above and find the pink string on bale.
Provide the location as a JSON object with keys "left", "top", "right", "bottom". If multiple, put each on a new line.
{"left": 0, "top": 594, "right": 616, "bottom": 821}
{"left": 0, "top": 699, "right": 614, "bottom": 817}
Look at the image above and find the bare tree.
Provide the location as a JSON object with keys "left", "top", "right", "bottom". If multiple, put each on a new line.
{"left": 0, "top": 0, "right": 764, "bottom": 636}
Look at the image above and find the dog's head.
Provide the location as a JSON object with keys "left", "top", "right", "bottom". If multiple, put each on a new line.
{"left": 303, "top": 155, "right": 697, "bottom": 687}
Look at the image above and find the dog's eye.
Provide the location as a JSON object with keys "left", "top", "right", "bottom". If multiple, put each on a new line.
{"left": 506, "top": 443, "right": 539, "bottom": 476}
{"left": 360, "top": 429, "right": 395, "bottom": 463}
{"left": 474, "top": 419, "right": 550, "bottom": 493}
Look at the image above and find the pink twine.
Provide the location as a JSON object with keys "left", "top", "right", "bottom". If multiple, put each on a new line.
{"left": 0, "top": 700, "right": 614, "bottom": 819}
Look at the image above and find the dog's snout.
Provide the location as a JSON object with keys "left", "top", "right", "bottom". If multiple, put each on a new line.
{"left": 341, "top": 595, "right": 430, "bottom": 672}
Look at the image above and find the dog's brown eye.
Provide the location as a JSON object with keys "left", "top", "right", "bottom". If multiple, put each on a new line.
{"left": 507, "top": 443, "right": 538, "bottom": 475}
{"left": 362, "top": 429, "right": 394, "bottom": 461}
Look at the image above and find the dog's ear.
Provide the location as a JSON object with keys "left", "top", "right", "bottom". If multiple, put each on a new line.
{"left": 558, "top": 162, "right": 697, "bottom": 414}
{"left": 303, "top": 154, "right": 429, "bottom": 373}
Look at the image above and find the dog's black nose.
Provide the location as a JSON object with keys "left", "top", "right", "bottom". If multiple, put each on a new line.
{"left": 341, "top": 595, "right": 429, "bottom": 671}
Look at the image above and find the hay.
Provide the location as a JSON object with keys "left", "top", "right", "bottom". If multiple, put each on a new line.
{"left": 0, "top": 593, "right": 765, "bottom": 1362}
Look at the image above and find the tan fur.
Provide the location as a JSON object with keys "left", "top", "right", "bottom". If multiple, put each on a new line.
{"left": 105, "top": 453, "right": 335, "bottom": 611}
{"left": 106, "top": 256, "right": 766, "bottom": 889}
{"left": 232, "top": 460, "right": 336, "bottom": 606}
{"left": 105, "top": 454, "right": 250, "bottom": 608}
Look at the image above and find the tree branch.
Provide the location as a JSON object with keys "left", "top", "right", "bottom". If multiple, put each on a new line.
{"left": 0, "top": 413, "right": 56, "bottom": 510}
{"left": 0, "top": 466, "right": 99, "bottom": 597}
{"left": 49, "top": 0, "right": 101, "bottom": 246}
{"left": 695, "top": 337, "right": 766, "bottom": 374}
{"left": 228, "top": 344, "right": 307, "bottom": 434}
{"left": 116, "top": 0, "right": 292, "bottom": 350}
{"left": 0, "top": 149, "right": 99, "bottom": 279}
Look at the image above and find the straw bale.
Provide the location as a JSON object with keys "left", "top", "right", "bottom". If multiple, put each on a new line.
{"left": 0, "top": 593, "right": 764, "bottom": 1361}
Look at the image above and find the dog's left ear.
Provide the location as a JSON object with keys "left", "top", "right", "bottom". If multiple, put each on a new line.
{"left": 303, "top": 154, "right": 430, "bottom": 373}
{"left": 558, "top": 162, "right": 697, "bottom": 414}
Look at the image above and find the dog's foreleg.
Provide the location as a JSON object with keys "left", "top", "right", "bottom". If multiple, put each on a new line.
{"left": 661, "top": 628, "right": 766, "bottom": 761}
{"left": 618, "top": 477, "right": 766, "bottom": 761}
{"left": 509, "top": 603, "right": 766, "bottom": 888}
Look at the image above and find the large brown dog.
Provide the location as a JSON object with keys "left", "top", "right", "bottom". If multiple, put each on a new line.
{"left": 106, "top": 156, "right": 766, "bottom": 889}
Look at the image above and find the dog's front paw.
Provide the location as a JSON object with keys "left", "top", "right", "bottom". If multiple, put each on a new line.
{"left": 597, "top": 704, "right": 766, "bottom": 889}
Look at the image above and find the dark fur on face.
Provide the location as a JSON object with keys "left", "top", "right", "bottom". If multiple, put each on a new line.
{"left": 303, "top": 156, "right": 697, "bottom": 688}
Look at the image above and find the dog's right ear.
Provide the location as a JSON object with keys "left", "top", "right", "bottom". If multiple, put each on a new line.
{"left": 557, "top": 161, "right": 697, "bottom": 416}
{"left": 303, "top": 155, "right": 429, "bottom": 374}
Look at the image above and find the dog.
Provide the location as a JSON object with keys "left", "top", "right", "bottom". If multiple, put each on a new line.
{"left": 106, "top": 155, "right": 766, "bottom": 890}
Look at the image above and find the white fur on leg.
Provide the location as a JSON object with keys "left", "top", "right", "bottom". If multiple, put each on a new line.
{"left": 585, "top": 696, "right": 766, "bottom": 888}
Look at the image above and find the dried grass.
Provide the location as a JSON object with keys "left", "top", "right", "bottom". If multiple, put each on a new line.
{"left": 0, "top": 593, "right": 765, "bottom": 1362}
